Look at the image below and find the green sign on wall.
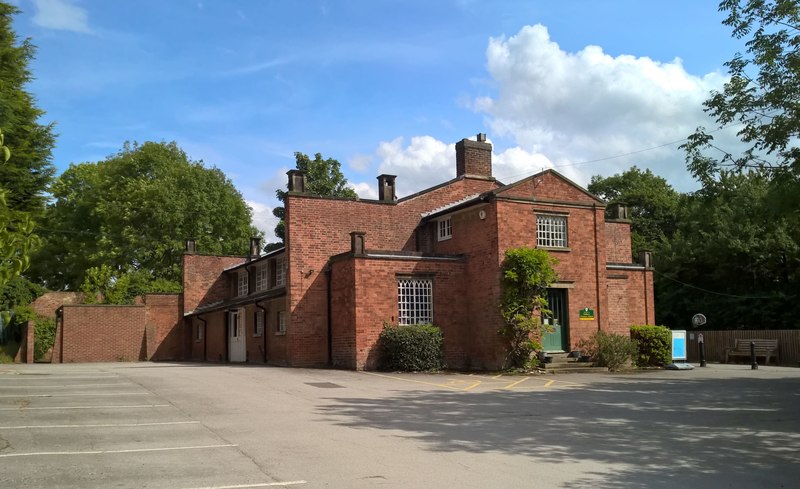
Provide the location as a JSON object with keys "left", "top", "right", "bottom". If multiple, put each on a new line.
{"left": 579, "top": 308, "right": 595, "bottom": 321}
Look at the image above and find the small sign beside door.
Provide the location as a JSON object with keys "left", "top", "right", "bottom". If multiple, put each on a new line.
{"left": 578, "top": 308, "right": 595, "bottom": 321}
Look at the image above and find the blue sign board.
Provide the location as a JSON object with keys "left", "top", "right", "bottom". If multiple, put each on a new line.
{"left": 672, "top": 330, "right": 687, "bottom": 361}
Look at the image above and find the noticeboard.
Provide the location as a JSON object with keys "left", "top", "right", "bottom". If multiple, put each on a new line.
{"left": 671, "top": 330, "right": 687, "bottom": 361}
{"left": 578, "top": 308, "right": 595, "bottom": 321}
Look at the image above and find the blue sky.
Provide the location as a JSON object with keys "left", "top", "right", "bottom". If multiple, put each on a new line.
{"left": 10, "top": 0, "right": 743, "bottom": 241}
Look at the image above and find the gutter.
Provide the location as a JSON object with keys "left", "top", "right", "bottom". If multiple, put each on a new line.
{"left": 255, "top": 300, "right": 268, "bottom": 363}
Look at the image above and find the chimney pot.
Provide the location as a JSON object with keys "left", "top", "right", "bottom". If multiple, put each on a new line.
{"left": 185, "top": 239, "right": 197, "bottom": 254}
{"left": 350, "top": 231, "right": 366, "bottom": 255}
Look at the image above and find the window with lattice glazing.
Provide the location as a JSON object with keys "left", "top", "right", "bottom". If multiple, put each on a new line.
{"left": 237, "top": 270, "right": 248, "bottom": 297}
{"left": 438, "top": 217, "right": 452, "bottom": 241}
{"left": 397, "top": 277, "right": 433, "bottom": 325}
{"left": 275, "top": 256, "right": 286, "bottom": 287}
{"left": 255, "top": 263, "right": 268, "bottom": 291}
{"left": 536, "top": 214, "right": 567, "bottom": 248}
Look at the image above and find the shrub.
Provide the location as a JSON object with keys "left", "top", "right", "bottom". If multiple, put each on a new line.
{"left": 579, "top": 331, "right": 638, "bottom": 371}
{"left": 33, "top": 316, "right": 56, "bottom": 361}
{"left": 630, "top": 325, "right": 672, "bottom": 367}
{"left": 379, "top": 323, "right": 444, "bottom": 371}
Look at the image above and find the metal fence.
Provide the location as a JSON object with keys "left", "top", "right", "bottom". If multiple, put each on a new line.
{"left": 685, "top": 329, "right": 800, "bottom": 365}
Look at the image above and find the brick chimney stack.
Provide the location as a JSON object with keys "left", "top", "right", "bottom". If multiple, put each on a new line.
{"left": 377, "top": 174, "right": 396, "bottom": 202}
{"left": 455, "top": 133, "right": 492, "bottom": 178}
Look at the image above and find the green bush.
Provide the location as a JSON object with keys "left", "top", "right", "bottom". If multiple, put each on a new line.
{"left": 579, "top": 331, "right": 638, "bottom": 371}
{"left": 379, "top": 323, "right": 444, "bottom": 371}
{"left": 630, "top": 325, "right": 672, "bottom": 367}
{"left": 33, "top": 316, "right": 56, "bottom": 361}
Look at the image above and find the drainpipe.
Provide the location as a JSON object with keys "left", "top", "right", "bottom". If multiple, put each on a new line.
{"left": 326, "top": 264, "right": 332, "bottom": 366}
{"left": 255, "top": 300, "right": 268, "bottom": 363}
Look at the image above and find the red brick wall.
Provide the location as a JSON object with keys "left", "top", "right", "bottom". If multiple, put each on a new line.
{"left": 331, "top": 259, "right": 357, "bottom": 368}
{"left": 285, "top": 176, "right": 500, "bottom": 367}
{"left": 606, "top": 269, "right": 655, "bottom": 334}
{"left": 182, "top": 254, "right": 246, "bottom": 313}
{"left": 498, "top": 171, "right": 601, "bottom": 204}
{"left": 142, "top": 294, "right": 182, "bottom": 360}
{"left": 329, "top": 256, "right": 467, "bottom": 370}
{"left": 605, "top": 221, "right": 633, "bottom": 263}
{"left": 58, "top": 305, "right": 147, "bottom": 362}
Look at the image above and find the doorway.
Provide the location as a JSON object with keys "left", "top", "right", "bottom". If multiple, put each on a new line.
{"left": 228, "top": 308, "right": 246, "bottom": 362}
{"left": 542, "top": 289, "right": 569, "bottom": 352}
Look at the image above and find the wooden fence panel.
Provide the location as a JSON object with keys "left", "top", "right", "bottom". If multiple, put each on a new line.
{"left": 685, "top": 330, "right": 800, "bottom": 365}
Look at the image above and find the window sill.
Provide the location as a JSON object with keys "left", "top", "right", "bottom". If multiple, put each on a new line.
{"left": 275, "top": 331, "right": 286, "bottom": 336}
{"left": 253, "top": 333, "right": 262, "bottom": 338}
{"left": 437, "top": 235, "right": 452, "bottom": 242}
{"left": 538, "top": 246, "right": 571, "bottom": 252}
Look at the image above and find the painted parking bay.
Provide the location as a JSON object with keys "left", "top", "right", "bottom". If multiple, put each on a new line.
{"left": 0, "top": 365, "right": 306, "bottom": 489}
{"left": 363, "top": 371, "right": 584, "bottom": 392}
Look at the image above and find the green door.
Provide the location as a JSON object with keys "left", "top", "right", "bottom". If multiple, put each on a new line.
{"left": 542, "top": 289, "right": 568, "bottom": 352}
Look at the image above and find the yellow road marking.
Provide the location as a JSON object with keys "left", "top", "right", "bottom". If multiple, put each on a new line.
{"left": 503, "top": 377, "right": 530, "bottom": 390}
{"left": 544, "top": 380, "right": 555, "bottom": 388}
{"left": 492, "top": 374, "right": 504, "bottom": 379}
{"left": 361, "top": 372, "right": 461, "bottom": 390}
{"left": 463, "top": 381, "right": 481, "bottom": 391}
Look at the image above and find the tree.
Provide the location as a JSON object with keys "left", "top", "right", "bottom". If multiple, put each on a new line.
{"left": 588, "top": 167, "right": 680, "bottom": 258}
{"left": 272, "top": 152, "right": 357, "bottom": 242}
{"left": 682, "top": 0, "right": 798, "bottom": 183}
{"left": 0, "top": 2, "right": 56, "bottom": 215}
{"left": 30, "top": 141, "right": 260, "bottom": 292}
{"left": 654, "top": 170, "right": 799, "bottom": 329}
{"left": 499, "top": 247, "right": 558, "bottom": 368}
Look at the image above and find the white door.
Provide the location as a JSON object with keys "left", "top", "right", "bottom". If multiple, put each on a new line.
{"left": 228, "top": 309, "right": 246, "bottom": 362}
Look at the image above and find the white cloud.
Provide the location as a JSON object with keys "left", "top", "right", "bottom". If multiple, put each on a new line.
{"left": 473, "top": 24, "right": 736, "bottom": 190}
{"left": 375, "top": 136, "right": 454, "bottom": 197}
{"left": 348, "top": 181, "right": 378, "bottom": 200}
{"left": 348, "top": 153, "right": 373, "bottom": 172}
{"left": 32, "top": 0, "right": 91, "bottom": 33}
{"left": 246, "top": 200, "right": 280, "bottom": 243}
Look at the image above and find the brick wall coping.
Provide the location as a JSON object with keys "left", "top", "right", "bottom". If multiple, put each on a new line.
{"left": 329, "top": 250, "right": 466, "bottom": 264}
{"left": 59, "top": 304, "right": 144, "bottom": 309}
{"left": 287, "top": 192, "right": 396, "bottom": 206}
{"left": 495, "top": 195, "right": 603, "bottom": 209}
{"left": 607, "top": 263, "right": 651, "bottom": 270}
{"left": 184, "top": 287, "right": 286, "bottom": 317}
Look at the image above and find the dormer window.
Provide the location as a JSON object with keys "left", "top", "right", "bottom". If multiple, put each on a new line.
{"left": 437, "top": 217, "right": 452, "bottom": 241}
{"left": 237, "top": 270, "right": 248, "bottom": 297}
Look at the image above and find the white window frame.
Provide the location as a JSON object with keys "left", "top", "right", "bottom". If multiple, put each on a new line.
{"left": 397, "top": 277, "right": 433, "bottom": 325}
{"left": 536, "top": 214, "right": 568, "bottom": 248}
{"left": 255, "top": 263, "right": 268, "bottom": 292}
{"left": 275, "top": 256, "right": 286, "bottom": 287}
{"left": 437, "top": 217, "right": 452, "bottom": 241}
{"left": 237, "top": 270, "right": 249, "bottom": 297}
{"left": 254, "top": 310, "right": 264, "bottom": 337}
{"left": 277, "top": 310, "right": 286, "bottom": 334}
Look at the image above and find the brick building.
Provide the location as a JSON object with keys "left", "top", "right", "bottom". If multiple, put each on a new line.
{"left": 183, "top": 133, "right": 654, "bottom": 370}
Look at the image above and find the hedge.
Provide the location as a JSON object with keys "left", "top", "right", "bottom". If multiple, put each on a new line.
{"left": 379, "top": 323, "right": 444, "bottom": 371}
{"left": 630, "top": 325, "right": 672, "bottom": 367}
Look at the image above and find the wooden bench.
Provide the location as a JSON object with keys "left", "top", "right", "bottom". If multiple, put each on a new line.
{"left": 724, "top": 339, "right": 779, "bottom": 365}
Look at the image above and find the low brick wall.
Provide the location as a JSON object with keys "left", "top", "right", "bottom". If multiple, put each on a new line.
{"left": 53, "top": 294, "right": 182, "bottom": 363}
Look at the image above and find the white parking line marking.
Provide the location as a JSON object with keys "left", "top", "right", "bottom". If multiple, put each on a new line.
{"left": 0, "top": 444, "right": 238, "bottom": 458}
{"left": 0, "top": 375, "right": 121, "bottom": 380}
{"left": 0, "top": 392, "right": 149, "bottom": 398}
{"left": 0, "top": 421, "right": 201, "bottom": 430}
{"left": 0, "top": 383, "right": 130, "bottom": 389}
{"left": 181, "top": 483, "right": 307, "bottom": 489}
{"left": 0, "top": 404, "right": 170, "bottom": 411}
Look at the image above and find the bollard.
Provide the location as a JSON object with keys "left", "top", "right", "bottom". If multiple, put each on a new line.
{"left": 750, "top": 341, "right": 758, "bottom": 370}
{"left": 699, "top": 339, "right": 706, "bottom": 367}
